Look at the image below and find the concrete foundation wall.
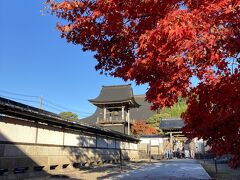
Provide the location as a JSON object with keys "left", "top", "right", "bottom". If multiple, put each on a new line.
{"left": 0, "top": 143, "right": 143, "bottom": 177}
{"left": 0, "top": 143, "right": 141, "bottom": 168}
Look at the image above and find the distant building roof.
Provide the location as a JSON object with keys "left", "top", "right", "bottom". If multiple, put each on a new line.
{"left": 160, "top": 118, "right": 184, "bottom": 130}
{"left": 139, "top": 134, "right": 166, "bottom": 138}
{"left": 130, "top": 95, "right": 156, "bottom": 120}
{"left": 89, "top": 84, "right": 140, "bottom": 108}
{"left": 81, "top": 95, "right": 156, "bottom": 124}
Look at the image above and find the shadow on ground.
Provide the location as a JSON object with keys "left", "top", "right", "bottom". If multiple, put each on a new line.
{"left": 199, "top": 159, "right": 240, "bottom": 180}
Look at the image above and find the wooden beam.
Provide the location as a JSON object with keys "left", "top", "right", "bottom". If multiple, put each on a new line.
{"left": 165, "top": 131, "right": 183, "bottom": 134}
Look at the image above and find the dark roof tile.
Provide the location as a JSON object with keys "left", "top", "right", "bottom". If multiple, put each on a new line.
{"left": 81, "top": 95, "right": 156, "bottom": 123}
{"left": 160, "top": 118, "right": 184, "bottom": 130}
{"left": 89, "top": 84, "right": 139, "bottom": 106}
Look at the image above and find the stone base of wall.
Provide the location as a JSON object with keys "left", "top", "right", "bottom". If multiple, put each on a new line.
{"left": 0, "top": 143, "right": 146, "bottom": 179}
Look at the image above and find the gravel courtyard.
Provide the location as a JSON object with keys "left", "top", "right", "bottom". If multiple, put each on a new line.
{"left": 30, "top": 159, "right": 211, "bottom": 180}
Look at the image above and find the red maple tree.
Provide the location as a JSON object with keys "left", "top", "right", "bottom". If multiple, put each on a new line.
{"left": 131, "top": 121, "right": 158, "bottom": 135}
{"left": 48, "top": 0, "right": 240, "bottom": 167}
{"left": 183, "top": 74, "right": 240, "bottom": 168}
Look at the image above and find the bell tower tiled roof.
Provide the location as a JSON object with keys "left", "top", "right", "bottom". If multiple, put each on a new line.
{"left": 89, "top": 84, "right": 140, "bottom": 108}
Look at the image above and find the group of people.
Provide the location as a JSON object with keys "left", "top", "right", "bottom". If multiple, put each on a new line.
{"left": 164, "top": 139, "right": 196, "bottom": 159}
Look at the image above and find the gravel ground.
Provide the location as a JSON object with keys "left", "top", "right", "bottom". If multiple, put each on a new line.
{"left": 28, "top": 159, "right": 211, "bottom": 180}
{"left": 29, "top": 160, "right": 153, "bottom": 180}
{"left": 113, "top": 159, "right": 211, "bottom": 180}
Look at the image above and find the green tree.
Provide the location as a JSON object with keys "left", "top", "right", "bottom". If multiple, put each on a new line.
{"left": 148, "top": 99, "right": 187, "bottom": 131}
{"left": 59, "top": 112, "right": 78, "bottom": 120}
{"left": 159, "top": 99, "right": 187, "bottom": 118}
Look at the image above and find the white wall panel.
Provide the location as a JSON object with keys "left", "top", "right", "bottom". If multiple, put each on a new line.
{"left": 107, "top": 139, "right": 116, "bottom": 148}
{"left": 64, "top": 132, "right": 82, "bottom": 146}
{"left": 97, "top": 136, "right": 108, "bottom": 148}
{"left": 37, "top": 127, "right": 63, "bottom": 145}
{"left": 0, "top": 121, "right": 36, "bottom": 143}
{"left": 82, "top": 135, "right": 96, "bottom": 147}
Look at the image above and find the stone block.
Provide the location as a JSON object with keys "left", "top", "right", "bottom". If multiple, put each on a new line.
{"left": 0, "top": 157, "right": 36, "bottom": 169}
{"left": 0, "top": 144, "right": 5, "bottom": 157}
{"left": 0, "top": 157, "right": 15, "bottom": 169}
{"left": 48, "top": 156, "right": 67, "bottom": 165}
{"left": 31, "top": 156, "right": 48, "bottom": 166}
{"left": 35, "top": 146, "right": 49, "bottom": 156}
{"left": 14, "top": 157, "right": 36, "bottom": 167}
{"left": 4, "top": 145, "right": 25, "bottom": 157}
{"left": 23, "top": 145, "right": 37, "bottom": 156}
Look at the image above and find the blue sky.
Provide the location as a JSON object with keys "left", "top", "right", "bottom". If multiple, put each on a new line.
{"left": 0, "top": 1, "right": 200, "bottom": 119}
{"left": 0, "top": 0, "right": 148, "bottom": 118}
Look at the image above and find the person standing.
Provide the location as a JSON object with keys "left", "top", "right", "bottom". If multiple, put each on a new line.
{"left": 176, "top": 140, "right": 182, "bottom": 158}
{"left": 164, "top": 139, "right": 171, "bottom": 159}
{"left": 183, "top": 140, "right": 190, "bottom": 158}
{"left": 173, "top": 139, "right": 177, "bottom": 159}
{"left": 189, "top": 140, "right": 196, "bottom": 159}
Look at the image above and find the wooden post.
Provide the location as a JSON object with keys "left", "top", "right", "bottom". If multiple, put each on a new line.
{"left": 35, "top": 121, "right": 38, "bottom": 144}
{"left": 149, "top": 139, "right": 151, "bottom": 162}
{"left": 122, "top": 106, "right": 125, "bottom": 120}
{"left": 39, "top": 96, "right": 43, "bottom": 110}
{"left": 62, "top": 128, "right": 65, "bottom": 146}
{"left": 96, "top": 135, "right": 98, "bottom": 148}
{"left": 127, "top": 109, "right": 130, "bottom": 135}
{"left": 170, "top": 132, "right": 173, "bottom": 158}
{"left": 110, "top": 112, "right": 112, "bottom": 121}
{"left": 214, "top": 157, "right": 218, "bottom": 173}
{"left": 203, "top": 141, "right": 206, "bottom": 164}
{"left": 97, "top": 117, "right": 99, "bottom": 123}
{"left": 103, "top": 107, "right": 107, "bottom": 121}
{"left": 119, "top": 149, "right": 123, "bottom": 170}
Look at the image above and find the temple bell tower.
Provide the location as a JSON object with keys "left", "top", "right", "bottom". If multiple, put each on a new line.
{"left": 89, "top": 84, "right": 140, "bottom": 135}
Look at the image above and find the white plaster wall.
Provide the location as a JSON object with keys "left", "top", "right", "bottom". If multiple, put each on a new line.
{"left": 120, "top": 141, "right": 126, "bottom": 149}
{"left": 97, "top": 137, "right": 108, "bottom": 148}
{"left": 0, "top": 117, "right": 139, "bottom": 152}
{"left": 82, "top": 135, "right": 96, "bottom": 147}
{"left": 140, "top": 137, "right": 163, "bottom": 145}
{"left": 140, "top": 138, "right": 150, "bottom": 144}
{"left": 129, "top": 143, "right": 138, "bottom": 150}
{"left": 116, "top": 140, "right": 120, "bottom": 149}
{"left": 107, "top": 139, "right": 116, "bottom": 148}
{"left": 151, "top": 138, "right": 163, "bottom": 145}
{"left": 37, "top": 127, "right": 63, "bottom": 145}
{"left": 0, "top": 121, "right": 36, "bottom": 143}
{"left": 64, "top": 132, "right": 82, "bottom": 146}
{"left": 125, "top": 142, "right": 130, "bottom": 149}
